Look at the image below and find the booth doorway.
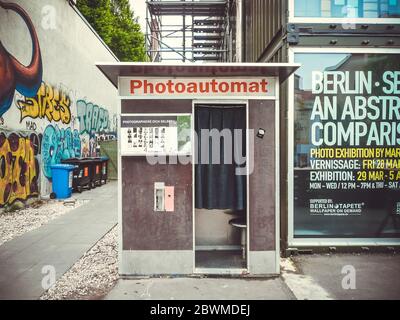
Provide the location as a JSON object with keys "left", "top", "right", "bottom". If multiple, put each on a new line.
{"left": 193, "top": 102, "right": 248, "bottom": 274}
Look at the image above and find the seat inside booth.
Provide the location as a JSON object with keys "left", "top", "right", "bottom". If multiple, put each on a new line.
{"left": 194, "top": 104, "right": 248, "bottom": 271}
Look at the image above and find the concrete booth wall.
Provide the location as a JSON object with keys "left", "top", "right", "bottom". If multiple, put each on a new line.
{"left": 0, "top": 0, "right": 118, "bottom": 207}
{"left": 121, "top": 99, "right": 194, "bottom": 274}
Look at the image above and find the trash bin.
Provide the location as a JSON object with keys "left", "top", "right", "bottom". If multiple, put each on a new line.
{"left": 50, "top": 164, "right": 75, "bottom": 199}
{"left": 100, "top": 156, "right": 109, "bottom": 185}
{"left": 89, "top": 157, "right": 102, "bottom": 187}
{"left": 61, "top": 158, "right": 92, "bottom": 192}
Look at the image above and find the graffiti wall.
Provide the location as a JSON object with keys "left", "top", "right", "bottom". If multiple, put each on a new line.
{"left": 0, "top": 1, "right": 42, "bottom": 118}
{"left": 41, "top": 124, "right": 81, "bottom": 178}
{"left": 0, "top": 131, "right": 40, "bottom": 206}
{"left": 0, "top": 0, "right": 118, "bottom": 206}
{"left": 77, "top": 100, "right": 110, "bottom": 134}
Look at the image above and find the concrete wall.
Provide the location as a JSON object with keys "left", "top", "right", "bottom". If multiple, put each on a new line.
{"left": 249, "top": 100, "right": 276, "bottom": 251}
{"left": 0, "top": 0, "right": 118, "bottom": 207}
{"left": 121, "top": 99, "right": 193, "bottom": 252}
{"left": 120, "top": 99, "right": 193, "bottom": 275}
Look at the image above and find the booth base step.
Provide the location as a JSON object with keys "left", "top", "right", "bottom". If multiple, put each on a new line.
{"left": 195, "top": 250, "right": 246, "bottom": 269}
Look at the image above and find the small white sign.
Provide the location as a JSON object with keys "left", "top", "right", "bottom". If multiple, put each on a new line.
{"left": 120, "top": 114, "right": 191, "bottom": 155}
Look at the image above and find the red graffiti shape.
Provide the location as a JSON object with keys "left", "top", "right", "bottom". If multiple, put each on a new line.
{"left": 0, "top": 1, "right": 43, "bottom": 117}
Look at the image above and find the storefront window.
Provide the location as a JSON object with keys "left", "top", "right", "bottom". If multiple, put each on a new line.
{"left": 293, "top": 52, "right": 400, "bottom": 238}
{"left": 294, "top": 0, "right": 400, "bottom": 18}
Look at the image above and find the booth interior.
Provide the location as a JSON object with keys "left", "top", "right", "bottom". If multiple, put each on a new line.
{"left": 119, "top": 100, "right": 250, "bottom": 272}
{"left": 194, "top": 104, "right": 248, "bottom": 270}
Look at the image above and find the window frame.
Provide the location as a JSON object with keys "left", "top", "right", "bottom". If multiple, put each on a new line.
{"left": 287, "top": 46, "right": 400, "bottom": 247}
{"left": 289, "top": 0, "right": 400, "bottom": 24}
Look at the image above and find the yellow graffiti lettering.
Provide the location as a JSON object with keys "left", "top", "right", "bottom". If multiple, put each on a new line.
{"left": 18, "top": 97, "right": 40, "bottom": 119}
{"left": 17, "top": 83, "right": 71, "bottom": 124}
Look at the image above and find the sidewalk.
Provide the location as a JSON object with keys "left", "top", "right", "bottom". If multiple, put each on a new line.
{"left": 0, "top": 181, "right": 117, "bottom": 300}
{"left": 291, "top": 253, "right": 400, "bottom": 300}
{"left": 104, "top": 252, "right": 400, "bottom": 300}
{"left": 105, "top": 277, "right": 296, "bottom": 300}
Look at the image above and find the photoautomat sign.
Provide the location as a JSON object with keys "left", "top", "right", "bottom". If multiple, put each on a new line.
{"left": 118, "top": 77, "right": 276, "bottom": 98}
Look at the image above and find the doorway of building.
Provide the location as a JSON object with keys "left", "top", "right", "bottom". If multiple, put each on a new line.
{"left": 193, "top": 103, "right": 248, "bottom": 274}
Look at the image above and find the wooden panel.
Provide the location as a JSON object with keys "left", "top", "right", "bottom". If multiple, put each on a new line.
{"left": 249, "top": 100, "right": 276, "bottom": 251}
{"left": 122, "top": 157, "right": 192, "bottom": 250}
{"left": 243, "top": 0, "right": 287, "bottom": 62}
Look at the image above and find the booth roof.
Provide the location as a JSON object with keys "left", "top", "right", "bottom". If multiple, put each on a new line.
{"left": 95, "top": 62, "right": 300, "bottom": 88}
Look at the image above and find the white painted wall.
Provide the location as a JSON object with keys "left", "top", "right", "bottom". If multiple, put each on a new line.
{"left": 195, "top": 209, "right": 241, "bottom": 247}
{"left": 0, "top": 0, "right": 118, "bottom": 205}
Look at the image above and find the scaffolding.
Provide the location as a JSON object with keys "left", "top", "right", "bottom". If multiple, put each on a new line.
{"left": 145, "top": 0, "right": 231, "bottom": 62}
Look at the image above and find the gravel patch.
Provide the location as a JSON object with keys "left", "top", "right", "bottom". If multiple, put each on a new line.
{"left": 40, "top": 225, "right": 118, "bottom": 300}
{"left": 0, "top": 199, "right": 86, "bottom": 246}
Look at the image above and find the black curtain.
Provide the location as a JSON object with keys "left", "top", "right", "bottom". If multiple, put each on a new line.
{"left": 195, "top": 106, "right": 246, "bottom": 211}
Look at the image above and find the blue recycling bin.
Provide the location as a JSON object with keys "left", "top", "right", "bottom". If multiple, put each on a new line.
{"left": 50, "top": 164, "right": 75, "bottom": 199}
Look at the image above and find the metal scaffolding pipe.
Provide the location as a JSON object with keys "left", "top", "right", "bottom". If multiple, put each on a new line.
{"left": 145, "top": 0, "right": 229, "bottom": 62}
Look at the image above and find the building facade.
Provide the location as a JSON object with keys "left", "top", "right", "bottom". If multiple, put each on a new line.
{"left": 0, "top": 0, "right": 118, "bottom": 208}
{"left": 238, "top": 0, "right": 400, "bottom": 250}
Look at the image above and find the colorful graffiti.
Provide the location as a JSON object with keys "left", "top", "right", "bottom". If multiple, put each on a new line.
{"left": 0, "top": 1, "right": 42, "bottom": 117}
{"left": 80, "top": 133, "right": 97, "bottom": 158}
{"left": 17, "top": 82, "right": 72, "bottom": 124}
{"left": 0, "top": 2, "right": 118, "bottom": 202}
{"left": 77, "top": 100, "right": 110, "bottom": 134}
{"left": 41, "top": 124, "right": 81, "bottom": 178}
{"left": 0, "top": 131, "right": 41, "bottom": 207}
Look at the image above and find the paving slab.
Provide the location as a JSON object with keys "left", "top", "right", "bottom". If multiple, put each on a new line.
{"left": 105, "top": 277, "right": 296, "bottom": 300}
{"left": 292, "top": 253, "right": 400, "bottom": 300}
{"left": 0, "top": 181, "right": 117, "bottom": 300}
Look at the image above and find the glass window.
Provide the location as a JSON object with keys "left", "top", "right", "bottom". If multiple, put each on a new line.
{"left": 294, "top": 0, "right": 400, "bottom": 18}
{"left": 294, "top": 0, "right": 322, "bottom": 17}
{"left": 293, "top": 52, "right": 400, "bottom": 238}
